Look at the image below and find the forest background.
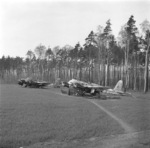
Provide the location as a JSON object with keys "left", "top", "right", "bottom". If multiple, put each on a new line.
{"left": 0, "top": 15, "right": 150, "bottom": 92}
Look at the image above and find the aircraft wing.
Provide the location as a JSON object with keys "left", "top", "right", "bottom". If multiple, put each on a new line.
{"left": 85, "top": 84, "right": 110, "bottom": 92}
{"left": 68, "top": 79, "right": 109, "bottom": 90}
{"left": 36, "top": 81, "right": 50, "bottom": 87}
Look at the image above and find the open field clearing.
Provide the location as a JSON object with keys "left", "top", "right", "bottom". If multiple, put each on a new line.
{"left": 0, "top": 84, "right": 123, "bottom": 148}
{"left": 0, "top": 84, "right": 150, "bottom": 148}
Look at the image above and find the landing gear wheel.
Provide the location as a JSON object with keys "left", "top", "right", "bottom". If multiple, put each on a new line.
{"left": 68, "top": 88, "right": 71, "bottom": 95}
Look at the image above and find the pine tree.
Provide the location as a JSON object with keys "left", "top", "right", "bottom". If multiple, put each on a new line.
{"left": 103, "top": 19, "right": 112, "bottom": 86}
{"left": 84, "top": 31, "right": 97, "bottom": 82}
{"left": 125, "top": 15, "right": 138, "bottom": 90}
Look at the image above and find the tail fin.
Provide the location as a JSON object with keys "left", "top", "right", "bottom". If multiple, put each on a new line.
{"left": 114, "top": 80, "right": 123, "bottom": 92}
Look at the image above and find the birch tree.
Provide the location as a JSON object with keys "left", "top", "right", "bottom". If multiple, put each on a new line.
{"left": 34, "top": 44, "right": 46, "bottom": 80}
{"left": 140, "top": 19, "right": 150, "bottom": 92}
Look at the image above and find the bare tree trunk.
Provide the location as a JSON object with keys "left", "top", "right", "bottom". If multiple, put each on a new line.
{"left": 144, "top": 49, "right": 149, "bottom": 93}
{"left": 105, "top": 58, "right": 109, "bottom": 86}
{"left": 97, "top": 63, "right": 101, "bottom": 85}
{"left": 134, "top": 52, "right": 137, "bottom": 91}
{"left": 79, "top": 66, "right": 82, "bottom": 80}
{"left": 88, "top": 61, "right": 90, "bottom": 82}
{"left": 125, "top": 41, "right": 129, "bottom": 91}
{"left": 97, "top": 47, "right": 101, "bottom": 84}
{"left": 91, "top": 59, "right": 94, "bottom": 83}
{"left": 41, "top": 64, "right": 44, "bottom": 81}
{"left": 103, "top": 61, "right": 106, "bottom": 86}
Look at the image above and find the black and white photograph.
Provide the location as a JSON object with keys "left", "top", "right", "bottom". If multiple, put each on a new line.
{"left": 0, "top": 0, "right": 150, "bottom": 147}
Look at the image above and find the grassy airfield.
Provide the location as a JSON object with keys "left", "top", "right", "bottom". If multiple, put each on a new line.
{"left": 0, "top": 84, "right": 150, "bottom": 148}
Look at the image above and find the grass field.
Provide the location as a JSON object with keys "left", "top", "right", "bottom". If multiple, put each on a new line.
{"left": 0, "top": 84, "right": 124, "bottom": 148}
{"left": 97, "top": 94, "right": 150, "bottom": 132}
{"left": 0, "top": 84, "right": 150, "bottom": 148}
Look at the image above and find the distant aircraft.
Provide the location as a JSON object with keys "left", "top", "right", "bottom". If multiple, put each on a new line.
{"left": 18, "top": 77, "right": 49, "bottom": 88}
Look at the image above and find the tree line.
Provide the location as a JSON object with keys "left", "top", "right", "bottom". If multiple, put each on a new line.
{"left": 0, "top": 15, "right": 150, "bottom": 92}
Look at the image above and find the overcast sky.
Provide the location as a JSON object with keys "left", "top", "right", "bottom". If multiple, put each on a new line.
{"left": 0, "top": 0, "right": 150, "bottom": 58}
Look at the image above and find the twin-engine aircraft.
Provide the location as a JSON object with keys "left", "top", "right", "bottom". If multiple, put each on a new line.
{"left": 18, "top": 77, "right": 49, "bottom": 88}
